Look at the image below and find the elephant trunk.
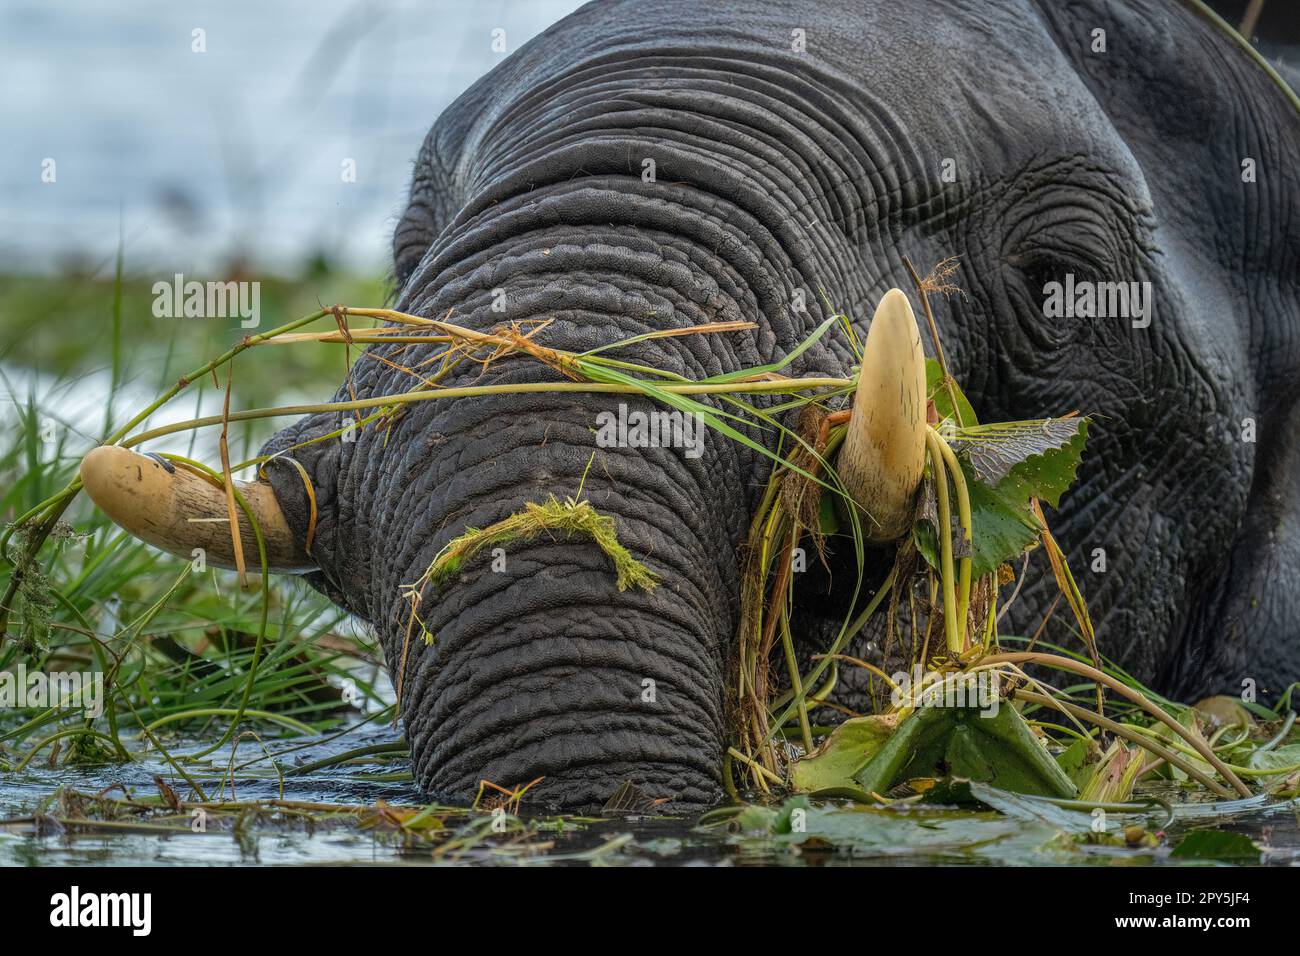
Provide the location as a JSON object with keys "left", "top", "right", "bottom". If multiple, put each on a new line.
{"left": 393, "top": 434, "right": 731, "bottom": 808}
{"left": 259, "top": 193, "right": 786, "bottom": 807}
{"left": 264, "top": 367, "right": 744, "bottom": 807}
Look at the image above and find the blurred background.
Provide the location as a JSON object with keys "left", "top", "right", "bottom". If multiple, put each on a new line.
{"left": 0, "top": 0, "right": 583, "bottom": 465}
{"left": 0, "top": 0, "right": 1292, "bottom": 461}
{"left": 3, "top": 0, "right": 586, "bottom": 275}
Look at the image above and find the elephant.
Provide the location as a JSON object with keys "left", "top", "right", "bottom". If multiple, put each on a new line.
{"left": 80, "top": 0, "right": 1300, "bottom": 812}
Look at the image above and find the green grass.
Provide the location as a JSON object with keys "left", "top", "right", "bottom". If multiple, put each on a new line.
{"left": 0, "top": 268, "right": 390, "bottom": 780}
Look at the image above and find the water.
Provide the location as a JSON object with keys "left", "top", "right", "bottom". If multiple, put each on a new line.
{"left": 2, "top": 719, "right": 1296, "bottom": 866}
{"left": 0, "top": 0, "right": 584, "bottom": 277}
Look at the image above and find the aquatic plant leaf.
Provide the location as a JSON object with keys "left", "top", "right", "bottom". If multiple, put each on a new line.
{"left": 987, "top": 419, "right": 1089, "bottom": 510}
{"left": 963, "top": 469, "right": 1043, "bottom": 577}
{"left": 916, "top": 416, "right": 1087, "bottom": 577}
{"left": 732, "top": 805, "right": 778, "bottom": 833}
{"left": 1169, "top": 829, "right": 1261, "bottom": 862}
{"left": 790, "top": 714, "right": 898, "bottom": 793}
{"left": 737, "top": 795, "right": 1077, "bottom": 863}
{"left": 925, "top": 359, "right": 978, "bottom": 426}
{"left": 917, "top": 466, "right": 1041, "bottom": 578}
{"left": 773, "top": 795, "right": 814, "bottom": 834}
{"left": 1079, "top": 740, "right": 1146, "bottom": 804}
{"left": 1247, "top": 743, "right": 1300, "bottom": 779}
{"left": 950, "top": 418, "right": 1087, "bottom": 487}
{"left": 852, "top": 703, "right": 1076, "bottom": 800}
{"left": 1056, "top": 736, "right": 1094, "bottom": 788}
{"left": 965, "top": 782, "right": 1095, "bottom": 832}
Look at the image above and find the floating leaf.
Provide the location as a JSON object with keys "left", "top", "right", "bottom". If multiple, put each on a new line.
{"left": 966, "top": 781, "right": 1095, "bottom": 832}
{"left": 852, "top": 702, "right": 1076, "bottom": 800}
{"left": 1169, "top": 829, "right": 1260, "bottom": 862}
{"left": 737, "top": 796, "right": 1074, "bottom": 863}
{"left": 790, "top": 715, "right": 898, "bottom": 793}
{"left": 1247, "top": 743, "right": 1300, "bottom": 779}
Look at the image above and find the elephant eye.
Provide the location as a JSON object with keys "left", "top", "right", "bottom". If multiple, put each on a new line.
{"left": 1016, "top": 249, "right": 1104, "bottom": 300}
{"left": 1020, "top": 254, "right": 1066, "bottom": 297}
{"left": 1006, "top": 252, "right": 1090, "bottom": 350}
{"left": 1008, "top": 245, "right": 1148, "bottom": 357}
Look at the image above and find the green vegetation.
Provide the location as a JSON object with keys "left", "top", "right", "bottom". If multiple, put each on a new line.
{"left": 0, "top": 261, "right": 1295, "bottom": 865}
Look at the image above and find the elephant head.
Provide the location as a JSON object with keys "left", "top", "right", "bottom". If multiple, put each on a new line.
{"left": 82, "top": 0, "right": 1300, "bottom": 810}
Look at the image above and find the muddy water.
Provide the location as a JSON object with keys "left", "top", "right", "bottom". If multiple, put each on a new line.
{"left": 2, "top": 721, "right": 1297, "bottom": 866}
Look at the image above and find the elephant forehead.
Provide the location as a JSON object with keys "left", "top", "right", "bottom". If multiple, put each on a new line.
{"left": 440, "top": 0, "right": 1144, "bottom": 216}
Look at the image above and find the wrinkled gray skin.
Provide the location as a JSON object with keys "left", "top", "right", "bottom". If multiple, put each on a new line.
{"left": 262, "top": 0, "right": 1300, "bottom": 811}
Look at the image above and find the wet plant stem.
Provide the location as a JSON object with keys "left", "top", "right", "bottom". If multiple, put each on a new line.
{"left": 779, "top": 596, "right": 814, "bottom": 753}
{"left": 925, "top": 430, "right": 961, "bottom": 653}
{"left": 1014, "top": 690, "right": 1234, "bottom": 799}
{"left": 987, "top": 651, "right": 1251, "bottom": 796}
{"left": 768, "top": 567, "right": 897, "bottom": 739}
{"left": 727, "top": 747, "right": 783, "bottom": 787}
{"left": 903, "top": 256, "right": 965, "bottom": 427}
{"left": 116, "top": 377, "right": 850, "bottom": 449}
{"left": 284, "top": 741, "right": 409, "bottom": 777}
{"left": 930, "top": 428, "right": 972, "bottom": 639}
{"left": 1121, "top": 723, "right": 1300, "bottom": 776}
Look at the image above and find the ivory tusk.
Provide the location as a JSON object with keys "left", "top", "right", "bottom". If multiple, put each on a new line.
{"left": 836, "top": 288, "right": 929, "bottom": 543}
{"left": 79, "top": 445, "right": 317, "bottom": 573}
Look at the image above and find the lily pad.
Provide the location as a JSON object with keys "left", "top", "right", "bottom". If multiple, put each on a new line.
{"left": 949, "top": 418, "right": 1088, "bottom": 489}
{"left": 729, "top": 795, "right": 1078, "bottom": 863}
{"left": 966, "top": 781, "right": 1097, "bottom": 832}
{"left": 790, "top": 714, "right": 898, "bottom": 793}
{"left": 1169, "top": 829, "right": 1261, "bottom": 862}
{"left": 1247, "top": 743, "right": 1300, "bottom": 779}
{"left": 852, "top": 702, "right": 1077, "bottom": 800}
